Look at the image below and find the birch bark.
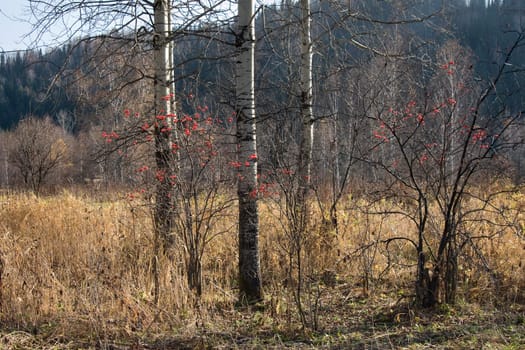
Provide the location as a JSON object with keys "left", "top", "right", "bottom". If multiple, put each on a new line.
{"left": 297, "top": 0, "right": 314, "bottom": 202}
{"left": 236, "top": 0, "right": 262, "bottom": 303}
{"left": 153, "top": 0, "right": 176, "bottom": 251}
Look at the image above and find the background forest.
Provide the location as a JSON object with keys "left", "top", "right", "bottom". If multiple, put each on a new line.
{"left": 0, "top": 0, "right": 524, "bottom": 188}
{"left": 0, "top": 0, "right": 524, "bottom": 349}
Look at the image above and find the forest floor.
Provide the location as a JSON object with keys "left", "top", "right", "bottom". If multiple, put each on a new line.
{"left": 1, "top": 289, "right": 523, "bottom": 349}
{"left": 140, "top": 296, "right": 525, "bottom": 349}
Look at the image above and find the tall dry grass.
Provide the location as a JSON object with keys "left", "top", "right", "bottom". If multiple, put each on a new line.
{"left": 0, "top": 191, "right": 185, "bottom": 339}
{"left": 0, "top": 187, "right": 523, "bottom": 342}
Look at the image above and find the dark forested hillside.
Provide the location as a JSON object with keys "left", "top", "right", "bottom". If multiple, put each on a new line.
{"left": 0, "top": 0, "right": 523, "bottom": 131}
{"left": 452, "top": 0, "right": 525, "bottom": 112}
{"left": 0, "top": 47, "right": 77, "bottom": 130}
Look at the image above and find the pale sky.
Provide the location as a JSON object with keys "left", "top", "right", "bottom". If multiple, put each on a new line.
{"left": 0, "top": 1, "right": 33, "bottom": 52}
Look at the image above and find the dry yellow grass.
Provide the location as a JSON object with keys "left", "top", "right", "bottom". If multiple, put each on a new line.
{"left": 0, "top": 187, "right": 523, "bottom": 348}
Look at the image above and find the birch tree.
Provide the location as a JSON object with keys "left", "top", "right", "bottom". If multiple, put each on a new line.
{"left": 152, "top": 0, "right": 177, "bottom": 251}
{"left": 28, "top": 0, "right": 177, "bottom": 247}
{"left": 297, "top": 0, "right": 314, "bottom": 200}
{"left": 294, "top": 0, "right": 315, "bottom": 327}
{"left": 295, "top": 0, "right": 314, "bottom": 209}
{"left": 236, "top": 0, "right": 263, "bottom": 304}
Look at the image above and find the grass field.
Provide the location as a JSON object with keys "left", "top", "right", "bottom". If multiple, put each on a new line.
{"left": 0, "top": 189, "right": 523, "bottom": 349}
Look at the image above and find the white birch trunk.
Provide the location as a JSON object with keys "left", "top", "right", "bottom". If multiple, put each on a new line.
{"left": 153, "top": 0, "right": 175, "bottom": 251}
{"left": 236, "top": 0, "right": 262, "bottom": 303}
{"left": 298, "top": 0, "right": 314, "bottom": 200}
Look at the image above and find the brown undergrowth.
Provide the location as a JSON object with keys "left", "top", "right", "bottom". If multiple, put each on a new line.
{"left": 0, "top": 188, "right": 523, "bottom": 349}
